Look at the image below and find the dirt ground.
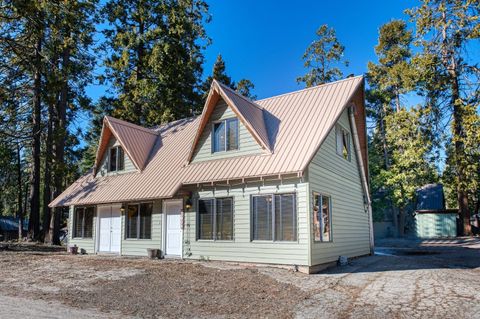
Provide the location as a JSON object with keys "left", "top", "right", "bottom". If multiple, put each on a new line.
{"left": 0, "top": 238, "right": 479, "bottom": 319}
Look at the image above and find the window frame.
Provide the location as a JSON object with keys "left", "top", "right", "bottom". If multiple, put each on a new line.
{"left": 196, "top": 197, "right": 234, "bottom": 241}
{"left": 73, "top": 206, "right": 95, "bottom": 239}
{"left": 124, "top": 202, "right": 153, "bottom": 240}
{"left": 312, "top": 192, "right": 333, "bottom": 243}
{"left": 211, "top": 117, "right": 239, "bottom": 153}
{"left": 108, "top": 145, "right": 125, "bottom": 172}
{"left": 250, "top": 193, "right": 297, "bottom": 242}
{"left": 335, "top": 124, "right": 351, "bottom": 161}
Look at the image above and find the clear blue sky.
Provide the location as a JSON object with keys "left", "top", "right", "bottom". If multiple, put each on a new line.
{"left": 85, "top": 0, "right": 419, "bottom": 103}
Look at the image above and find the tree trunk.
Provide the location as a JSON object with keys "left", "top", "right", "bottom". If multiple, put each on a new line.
{"left": 398, "top": 206, "right": 405, "bottom": 237}
{"left": 16, "top": 143, "right": 23, "bottom": 241}
{"left": 49, "top": 45, "right": 69, "bottom": 245}
{"left": 28, "top": 34, "right": 42, "bottom": 241}
{"left": 42, "top": 98, "right": 54, "bottom": 243}
{"left": 451, "top": 69, "right": 471, "bottom": 236}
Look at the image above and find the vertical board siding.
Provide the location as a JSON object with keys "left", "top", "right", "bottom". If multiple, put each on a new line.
{"left": 308, "top": 109, "right": 370, "bottom": 266}
{"left": 97, "top": 137, "right": 136, "bottom": 176}
{"left": 121, "top": 200, "right": 163, "bottom": 256}
{"left": 192, "top": 99, "right": 263, "bottom": 162}
{"left": 183, "top": 180, "right": 309, "bottom": 266}
{"left": 415, "top": 213, "right": 457, "bottom": 238}
{"left": 68, "top": 205, "right": 96, "bottom": 254}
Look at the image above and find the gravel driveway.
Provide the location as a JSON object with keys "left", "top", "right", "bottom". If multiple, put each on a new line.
{"left": 0, "top": 238, "right": 479, "bottom": 319}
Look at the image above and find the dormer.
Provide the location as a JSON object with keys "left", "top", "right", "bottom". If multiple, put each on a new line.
{"left": 188, "top": 80, "right": 271, "bottom": 163}
{"left": 94, "top": 116, "right": 158, "bottom": 177}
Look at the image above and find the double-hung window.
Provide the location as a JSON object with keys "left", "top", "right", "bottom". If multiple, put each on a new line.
{"left": 109, "top": 146, "right": 125, "bottom": 172}
{"left": 73, "top": 206, "right": 94, "bottom": 238}
{"left": 313, "top": 193, "right": 332, "bottom": 242}
{"left": 197, "top": 198, "right": 234, "bottom": 240}
{"left": 126, "top": 203, "right": 152, "bottom": 239}
{"left": 212, "top": 118, "right": 239, "bottom": 152}
{"left": 252, "top": 194, "right": 296, "bottom": 241}
{"left": 335, "top": 125, "right": 351, "bottom": 161}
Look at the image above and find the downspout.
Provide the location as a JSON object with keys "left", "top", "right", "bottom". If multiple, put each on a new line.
{"left": 348, "top": 106, "right": 374, "bottom": 255}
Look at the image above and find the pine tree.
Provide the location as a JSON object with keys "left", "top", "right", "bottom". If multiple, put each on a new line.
{"left": 297, "top": 24, "right": 348, "bottom": 87}
{"left": 101, "top": 0, "right": 211, "bottom": 126}
{"left": 407, "top": 0, "right": 480, "bottom": 235}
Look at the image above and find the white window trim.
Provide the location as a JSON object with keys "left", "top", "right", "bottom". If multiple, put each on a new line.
{"left": 196, "top": 197, "right": 234, "bottom": 241}
{"left": 312, "top": 192, "right": 333, "bottom": 243}
{"left": 124, "top": 202, "right": 153, "bottom": 240}
{"left": 211, "top": 117, "right": 240, "bottom": 153}
{"left": 250, "top": 193, "right": 298, "bottom": 243}
{"left": 108, "top": 146, "right": 125, "bottom": 172}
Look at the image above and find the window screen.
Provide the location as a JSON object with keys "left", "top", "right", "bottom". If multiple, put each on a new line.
{"left": 212, "top": 118, "right": 239, "bottom": 153}
{"left": 252, "top": 194, "right": 296, "bottom": 241}
{"left": 213, "top": 122, "right": 226, "bottom": 152}
{"left": 216, "top": 198, "right": 233, "bottom": 240}
{"left": 336, "top": 125, "right": 350, "bottom": 161}
{"left": 313, "top": 194, "right": 332, "bottom": 242}
{"left": 126, "top": 203, "right": 152, "bottom": 239}
{"left": 198, "top": 199, "right": 214, "bottom": 239}
{"left": 73, "top": 207, "right": 94, "bottom": 238}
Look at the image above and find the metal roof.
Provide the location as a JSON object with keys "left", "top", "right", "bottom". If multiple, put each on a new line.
{"left": 416, "top": 184, "right": 446, "bottom": 211}
{"left": 94, "top": 116, "right": 158, "bottom": 173}
{"left": 50, "top": 75, "right": 365, "bottom": 207}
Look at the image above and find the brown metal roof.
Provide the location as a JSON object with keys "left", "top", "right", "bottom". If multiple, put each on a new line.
{"left": 94, "top": 116, "right": 158, "bottom": 173}
{"left": 50, "top": 75, "right": 365, "bottom": 207}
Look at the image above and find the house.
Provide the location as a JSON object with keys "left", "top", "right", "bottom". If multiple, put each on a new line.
{"left": 50, "top": 75, "right": 373, "bottom": 273}
{"left": 414, "top": 184, "right": 458, "bottom": 238}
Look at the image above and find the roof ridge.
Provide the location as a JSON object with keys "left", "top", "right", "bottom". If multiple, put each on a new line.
{"left": 255, "top": 75, "right": 364, "bottom": 103}
{"left": 215, "top": 80, "right": 264, "bottom": 111}
{"left": 106, "top": 116, "right": 158, "bottom": 135}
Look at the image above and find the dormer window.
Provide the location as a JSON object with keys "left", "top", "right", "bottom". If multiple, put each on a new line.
{"left": 212, "top": 118, "right": 239, "bottom": 153}
{"left": 109, "top": 146, "right": 125, "bottom": 172}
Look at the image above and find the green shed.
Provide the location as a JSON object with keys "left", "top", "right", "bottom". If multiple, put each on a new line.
{"left": 415, "top": 210, "right": 458, "bottom": 238}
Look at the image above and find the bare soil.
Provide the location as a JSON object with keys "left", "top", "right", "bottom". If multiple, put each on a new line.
{"left": 0, "top": 239, "right": 479, "bottom": 319}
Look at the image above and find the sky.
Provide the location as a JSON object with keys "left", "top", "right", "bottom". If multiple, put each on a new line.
{"left": 85, "top": 0, "right": 419, "bottom": 103}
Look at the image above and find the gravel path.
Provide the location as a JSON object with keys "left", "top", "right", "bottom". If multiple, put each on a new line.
{"left": 0, "top": 239, "right": 479, "bottom": 319}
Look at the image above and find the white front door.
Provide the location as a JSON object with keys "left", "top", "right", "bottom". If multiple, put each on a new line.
{"left": 164, "top": 200, "right": 183, "bottom": 256}
{"left": 97, "top": 205, "right": 121, "bottom": 254}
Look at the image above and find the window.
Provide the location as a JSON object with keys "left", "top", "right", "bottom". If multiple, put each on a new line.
{"left": 252, "top": 194, "right": 296, "bottom": 241}
{"left": 336, "top": 125, "right": 351, "bottom": 161}
{"left": 197, "top": 198, "right": 234, "bottom": 240}
{"left": 109, "top": 146, "right": 125, "bottom": 172}
{"left": 126, "top": 203, "right": 152, "bottom": 239}
{"left": 313, "top": 193, "right": 332, "bottom": 242}
{"left": 212, "top": 118, "right": 239, "bottom": 152}
{"left": 73, "top": 206, "right": 94, "bottom": 238}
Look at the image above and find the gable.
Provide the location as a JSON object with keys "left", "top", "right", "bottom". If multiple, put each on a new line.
{"left": 94, "top": 116, "right": 158, "bottom": 174}
{"left": 187, "top": 80, "right": 271, "bottom": 163}
{"left": 191, "top": 98, "right": 264, "bottom": 162}
{"left": 96, "top": 136, "right": 136, "bottom": 177}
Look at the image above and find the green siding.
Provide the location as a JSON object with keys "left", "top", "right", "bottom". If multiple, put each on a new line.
{"left": 183, "top": 180, "right": 309, "bottom": 266}
{"left": 97, "top": 137, "right": 136, "bottom": 177}
{"left": 121, "top": 200, "right": 163, "bottom": 256}
{"left": 415, "top": 213, "right": 457, "bottom": 238}
{"left": 307, "top": 109, "right": 371, "bottom": 266}
{"left": 191, "top": 99, "right": 263, "bottom": 162}
{"left": 68, "top": 205, "right": 96, "bottom": 254}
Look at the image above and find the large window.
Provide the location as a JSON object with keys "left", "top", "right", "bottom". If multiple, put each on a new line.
{"left": 335, "top": 125, "right": 351, "bottom": 161}
{"left": 109, "top": 146, "right": 125, "bottom": 172}
{"left": 73, "top": 206, "right": 94, "bottom": 238}
{"left": 212, "top": 118, "right": 239, "bottom": 153}
{"left": 252, "top": 194, "right": 296, "bottom": 241}
{"left": 313, "top": 193, "right": 332, "bottom": 242}
{"left": 126, "top": 203, "right": 152, "bottom": 239}
{"left": 197, "top": 198, "right": 233, "bottom": 240}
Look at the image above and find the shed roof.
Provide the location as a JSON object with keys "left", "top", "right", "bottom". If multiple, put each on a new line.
{"left": 50, "top": 75, "right": 365, "bottom": 207}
